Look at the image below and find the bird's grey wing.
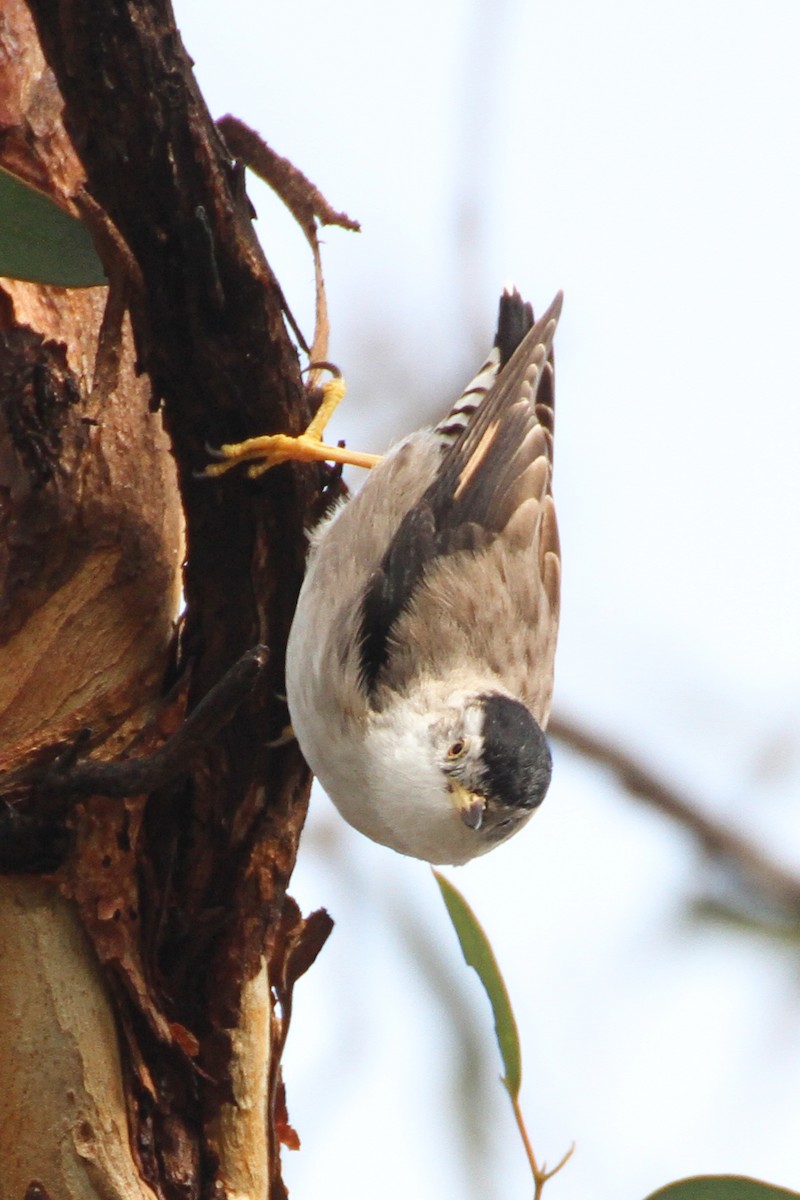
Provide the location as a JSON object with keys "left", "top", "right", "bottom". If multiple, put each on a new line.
{"left": 360, "top": 292, "right": 562, "bottom": 700}
{"left": 291, "top": 429, "right": 445, "bottom": 723}
{"left": 384, "top": 499, "right": 560, "bottom": 723}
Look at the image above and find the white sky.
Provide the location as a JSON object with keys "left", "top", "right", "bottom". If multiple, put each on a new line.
{"left": 173, "top": 3, "right": 800, "bottom": 1198}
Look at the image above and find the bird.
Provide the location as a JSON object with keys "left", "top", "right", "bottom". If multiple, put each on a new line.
{"left": 207, "top": 287, "right": 562, "bottom": 864}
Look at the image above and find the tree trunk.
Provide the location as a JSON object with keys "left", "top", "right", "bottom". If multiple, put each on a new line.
{"left": 0, "top": 2, "right": 333, "bottom": 1197}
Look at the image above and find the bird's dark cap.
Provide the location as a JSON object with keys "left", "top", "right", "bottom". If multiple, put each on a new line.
{"left": 478, "top": 693, "right": 552, "bottom": 810}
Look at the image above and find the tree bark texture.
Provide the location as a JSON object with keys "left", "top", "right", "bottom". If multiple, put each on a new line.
{"left": 0, "top": 2, "right": 336, "bottom": 1197}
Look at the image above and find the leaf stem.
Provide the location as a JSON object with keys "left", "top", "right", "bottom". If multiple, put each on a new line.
{"left": 507, "top": 1087, "right": 574, "bottom": 1199}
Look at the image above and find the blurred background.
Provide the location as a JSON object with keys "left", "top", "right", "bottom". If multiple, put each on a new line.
{"left": 173, "top": 2, "right": 800, "bottom": 1197}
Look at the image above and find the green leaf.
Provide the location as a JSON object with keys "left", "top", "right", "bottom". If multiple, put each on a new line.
{"left": 0, "top": 166, "right": 106, "bottom": 287}
{"left": 644, "top": 1175, "right": 800, "bottom": 1200}
{"left": 433, "top": 869, "right": 521, "bottom": 1098}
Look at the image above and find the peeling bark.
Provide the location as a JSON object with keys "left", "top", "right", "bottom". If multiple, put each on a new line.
{"left": 0, "top": 877, "right": 160, "bottom": 1200}
{"left": 0, "top": 2, "right": 339, "bottom": 1197}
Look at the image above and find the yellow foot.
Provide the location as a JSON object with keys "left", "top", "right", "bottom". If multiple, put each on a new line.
{"left": 201, "top": 370, "right": 382, "bottom": 479}
{"left": 204, "top": 431, "right": 381, "bottom": 478}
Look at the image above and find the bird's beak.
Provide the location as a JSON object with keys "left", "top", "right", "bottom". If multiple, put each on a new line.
{"left": 449, "top": 780, "right": 486, "bottom": 831}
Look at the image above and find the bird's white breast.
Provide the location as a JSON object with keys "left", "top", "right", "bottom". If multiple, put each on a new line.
{"left": 285, "top": 432, "right": 448, "bottom": 846}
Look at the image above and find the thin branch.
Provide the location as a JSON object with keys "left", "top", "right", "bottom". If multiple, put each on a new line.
{"left": 217, "top": 115, "right": 361, "bottom": 366}
{"left": 216, "top": 117, "right": 361, "bottom": 233}
{"left": 549, "top": 712, "right": 800, "bottom": 918}
{"left": 0, "top": 648, "right": 269, "bottom": 874}
{"left": 43, "top": 645, "right": 269, "bottom": 797}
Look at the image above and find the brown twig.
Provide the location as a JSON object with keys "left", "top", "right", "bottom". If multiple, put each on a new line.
{"left": 217, "top": 115, "right": 360, "bottom": 366}
{"left": 43, "top": 645, "right": 268, "bottom": 797}
{"left": 216, "top": 117, "right": 360, "bottom": 234}
{"left": 0, "top": 648, "right": 269, "bottom": 874}
{"left": 549, "top": 712, "right": 800, "bottom": 918}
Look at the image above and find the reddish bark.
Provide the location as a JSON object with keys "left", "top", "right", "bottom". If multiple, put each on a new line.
{"left": 0, "top": 2, "right": 341, "bottom": 1196}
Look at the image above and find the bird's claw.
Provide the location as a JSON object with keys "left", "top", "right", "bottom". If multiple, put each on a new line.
{"left": 199, "top": 431, "right": 381, "bottom": 479}
{"left": 198, "top": 433, "right": 316, "bottom": 479}
{"left": 198, "top": 373, "right": 382, "bottom": 479}
{"left": 204, "top": 440, "right": 232, "bottom": 462}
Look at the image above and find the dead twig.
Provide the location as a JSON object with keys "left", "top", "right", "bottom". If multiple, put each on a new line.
{"left": 43, "top": 645, "right": 269, "bottom": 796}
{"left": 217, "top": 115, "right": 360, "bottom": 366}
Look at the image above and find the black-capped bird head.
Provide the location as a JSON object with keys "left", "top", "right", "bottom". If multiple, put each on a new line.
{"left": 444, "top": 692, "right": 552, "bottom": 835}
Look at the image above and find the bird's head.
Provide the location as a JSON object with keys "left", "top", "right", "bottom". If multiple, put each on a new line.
{"left": 359, "top": 683, "right": 552, "bottom": 864}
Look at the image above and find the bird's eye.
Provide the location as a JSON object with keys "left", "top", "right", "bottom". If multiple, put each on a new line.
{"left": 447, "top": 739, "right": 467, "bottom": 759}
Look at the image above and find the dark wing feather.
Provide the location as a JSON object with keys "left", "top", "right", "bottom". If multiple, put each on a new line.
{"left": 494, "top": 289, "right": 535, "bottom": 365}
{"left": 359, "top": 291, "right": 562, "bottom": 695}
{"left": 359, "top": 505, "right": 436, "bottom": 691}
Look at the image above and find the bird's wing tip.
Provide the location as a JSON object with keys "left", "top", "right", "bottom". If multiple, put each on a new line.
{"left": 546, "top": 290, "right": 565, "bottom": 321}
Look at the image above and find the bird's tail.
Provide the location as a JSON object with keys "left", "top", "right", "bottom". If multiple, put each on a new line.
{"left": 433, "top": 287, "right": 539, "bottom": 445}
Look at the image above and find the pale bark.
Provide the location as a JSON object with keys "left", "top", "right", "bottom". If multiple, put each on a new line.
{"left": 0, "top": 877, "right": 159, "bottom": 1200}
